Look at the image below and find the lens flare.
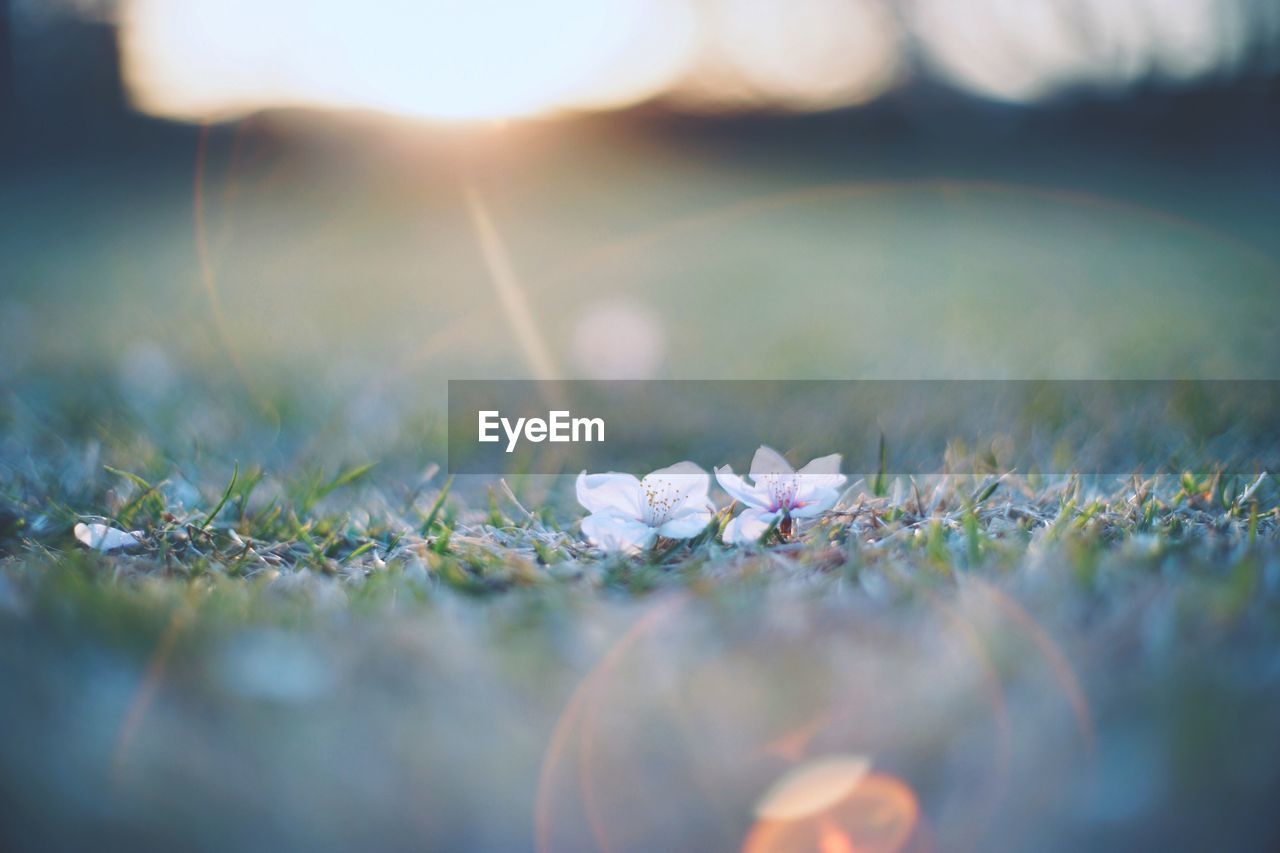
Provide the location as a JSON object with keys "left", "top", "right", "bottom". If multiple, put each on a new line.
{"left": 743, "top": 772, "right": 921, "bottom": 853}
{"left": 571, "top": 298, "right": 667, "bottom": 379}
{"left": 753, "top": 755, "right": 872, "bottom": 821}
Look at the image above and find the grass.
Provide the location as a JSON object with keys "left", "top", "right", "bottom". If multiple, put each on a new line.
{"left": 2, "top": 379, "right": 1280, "bottom": 852}
{"left": 3, "top": 377, "right": 1277, "bottom": 648}
{"left": 4, "top": 106, "right": 1279, "bottom": 849}
{"left": 5, "top": 379, "right": 1274, "bottom": 591}
{"left": 8, "top": 452, "right": 1276, "bottom": 601}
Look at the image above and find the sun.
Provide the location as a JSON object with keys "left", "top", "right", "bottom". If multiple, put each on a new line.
{"left": 118, "top": 0, "right": 697, "bottom": 122}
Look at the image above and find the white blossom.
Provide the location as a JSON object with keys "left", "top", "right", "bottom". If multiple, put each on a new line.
{"left": 715, "top": 446, "right": 845, "bottom": 544}
{"left": 576, "top": 462, "right": 713, "bottom": 553}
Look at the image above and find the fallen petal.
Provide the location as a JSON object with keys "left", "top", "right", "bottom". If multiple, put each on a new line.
{"left": 797, "top": 453, "right": 847, "bottom": 491}
{"left": 723, "top": 507, "right": 781, "bottom": 545}
{"left": 581, "top": 511, "right": 657, "bottom": 553}
{"left": 575, "top": 471, "right": 644, "bottom": 518}
{"left": 640, "top": 461, "right": 711, "bottom": 512}
{"left": 715, "top": 466, "right": 771, "bottom": 509}
{"left": 749, "top": 445, "right": 796, "bottom": 479}
{"left": 655, "top": 506, "right": 714, "bottom": 539}
{"left": 74, "top": 522, "right": 145, "bottom": 552}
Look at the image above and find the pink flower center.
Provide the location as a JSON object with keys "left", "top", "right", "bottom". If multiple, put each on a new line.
{"left": 762, "top": 474, "right": 801, "bottom": 513}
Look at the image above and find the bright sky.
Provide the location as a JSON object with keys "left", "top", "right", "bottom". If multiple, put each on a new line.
{"left": 115, "top": 0, "right": 1273, "bottom": 122}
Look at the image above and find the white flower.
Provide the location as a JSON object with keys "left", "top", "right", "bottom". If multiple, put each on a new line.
{"left": 576, "top": 462, "right": 714, "bottom": 553}
{"left": 74, "top": 522, "right": 145, "bottom": 552}
{"left": 715, "top": 446, "right": 846, "bottom": 544}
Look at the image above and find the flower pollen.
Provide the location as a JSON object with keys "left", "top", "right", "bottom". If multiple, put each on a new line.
{"left": 763, "top": 474, "right": 800, "bottom": 513}
{"left": 642, "top": 480, "right": 681, "bottom": 527}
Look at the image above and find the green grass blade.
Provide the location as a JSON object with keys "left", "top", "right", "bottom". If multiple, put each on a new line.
{"left": 318, "top": 462, "right": 378, "bottom": 500}
{"left": 419, "top": 476, "right": 454, "bottom": 536}
{"left": 872, "top": 432, "right": 888, "bottom": 497}
{"left": 105, "top": 465, "right": 165, "bottom": 526}
{"left": 200, "top": 462, "right": 239, "bottom": 530}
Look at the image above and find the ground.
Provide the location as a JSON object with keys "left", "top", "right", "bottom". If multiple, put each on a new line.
{"left": 3, "top": 113, "right": 1279, "bottom": 851}
{"left": 2, "top": 382, "right": 1278, "bottom": 851}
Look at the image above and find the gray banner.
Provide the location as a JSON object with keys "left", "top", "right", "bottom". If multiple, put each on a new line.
{"left": 447, "top": 380, "right": 1279, "bottom": 476}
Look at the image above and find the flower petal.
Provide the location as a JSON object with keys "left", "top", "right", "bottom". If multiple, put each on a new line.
{"left": 74, "top": 522, "right": 144, "bottom": 552}
{"left": 789, "top": 487, "right": 842, "bottom": 518}
{"left": 715, "top": 466, "right": 770, "bottom": 509}
{"left": 575, "top": 471, "right": 643, "bottom": 518}
{"left": 723, "top": 507, "right": 781, "bottom": 545}
{"left": 581, "top": 512, "right": 657, "bottom": 553}
{"left": 797, "top": 453, "right": 847, "bottom": 492}
{"left": 641, "top": 461, "right": 711, "bottom": 513}
{"left": 749, "top": 445, "right": 795, "bottom": 479}
{"left": 656, "top": 506, "right": 713, "bottom": 539}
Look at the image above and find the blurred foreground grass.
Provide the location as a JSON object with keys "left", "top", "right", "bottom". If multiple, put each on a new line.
{"left": 2, "top": 377, "right": 1280, "bottom": 851}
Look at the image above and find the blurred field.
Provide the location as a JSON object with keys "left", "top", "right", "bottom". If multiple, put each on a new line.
{"left": 1, "top": 457, "right": 1279, "bottom": 851}
{"left": 4, "top": 105, "right": 1279, "bottom": 398}
{"left": 3, "top": 26, "right": 1280, "bottom": 851}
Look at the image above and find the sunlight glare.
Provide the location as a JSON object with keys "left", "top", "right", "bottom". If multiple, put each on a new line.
{"left": 912, "top": 0, "right": 1250, "bottom": 103}
{"left": 113, "top": 0, "right": 1265, "bottom": 120}
{"left": 119, "top": 0, "right": 697, "bottom": 121}
{"left": 675, "top": 0, "right": 901, "bottom": 110}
